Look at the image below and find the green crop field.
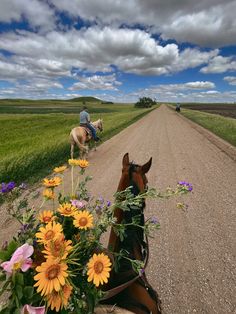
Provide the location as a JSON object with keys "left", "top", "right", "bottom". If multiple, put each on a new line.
{"left": 168, "top": 103, "right": 236, "bottom": 147}
{"left": 0, "top": 98, "right": 156, "bottom": 184}
{"left": 181, "top": 109, "right": 236, "bottom": 147}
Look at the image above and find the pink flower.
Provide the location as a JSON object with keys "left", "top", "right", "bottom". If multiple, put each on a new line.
{"left": 21, "top": 304, "right": 45, "bottom": 314}
{"left": 1, "top": 243, "right": 34, "bottom": 274}
{"left": 71, "top": 199, "right": 87, "bottom": 208}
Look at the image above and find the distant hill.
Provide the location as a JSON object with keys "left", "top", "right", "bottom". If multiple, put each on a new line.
{"left": 70, "top": 96, "right": 102, "bottom": 102}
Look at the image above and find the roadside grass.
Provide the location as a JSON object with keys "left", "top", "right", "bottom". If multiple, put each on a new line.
{"left": 181, "top": 109, "right": 236, "bottom": 147}
{"left": 0, "top": 107, "right": 155, "bottom": 184}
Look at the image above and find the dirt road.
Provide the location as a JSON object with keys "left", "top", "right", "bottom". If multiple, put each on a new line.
{"left": 1, "top": 105, "right": 236, "bottom": 313}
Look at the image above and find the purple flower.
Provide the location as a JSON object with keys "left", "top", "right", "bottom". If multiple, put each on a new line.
{"left": 70, "top": 199, "right": 87, "bottom": 209}
{"left": 178, "top": 181, "right": 193, "bottom": 191}
{"left": 98, "top": 196, "right": 104, "bottom": 203}
{"left": 150, "top": 217, "right": 159, "bottom": 224}
{"left": 0, "top": 182, "right": 16, "bottom": 193}
{"left": 107, "top": 200, "right": 111, "bottom": 207}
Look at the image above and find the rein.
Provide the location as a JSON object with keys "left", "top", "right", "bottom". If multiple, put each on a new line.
{"left": 101, "top": 235, "right": 150, "bottom": 300}
{"left": 102, "top": 163, "right": 150, "bottom": 300}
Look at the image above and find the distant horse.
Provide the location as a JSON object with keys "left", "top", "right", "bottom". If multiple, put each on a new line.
{"left": 69, "top": 119, "right": 103, "bottom": 159}
{"left": 102, "top": 153, "right": 162, "bottom": 314}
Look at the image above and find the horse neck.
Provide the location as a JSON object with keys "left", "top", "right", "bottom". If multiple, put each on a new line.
{"left": 108, "top": 171, "right": 145, "bottom": 255}
{"left": 92, "top": 119, "right": 100, "bottom": 129}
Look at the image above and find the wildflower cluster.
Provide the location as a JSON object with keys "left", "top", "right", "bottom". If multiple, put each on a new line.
{"left": 0, "top": 159, "right": 192, "bottom": 314}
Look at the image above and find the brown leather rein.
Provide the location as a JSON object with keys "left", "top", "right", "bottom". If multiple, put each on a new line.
{"left": 101, "top": 234, "right": 150, "bottom": 300}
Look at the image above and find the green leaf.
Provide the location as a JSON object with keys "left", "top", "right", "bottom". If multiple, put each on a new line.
{"left": 0, "top": 240, "right": 18, "bottom": 262}
{"left": 23, "top": 286, "right": 34, "bottom": 299}
{"left": 15, "top": 285, "right": 23, "bottom": 300}
{"left": 15, "top": 273, "right": 24, "bottom": 286}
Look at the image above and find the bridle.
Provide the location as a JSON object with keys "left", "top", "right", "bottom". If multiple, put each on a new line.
{"left": 102, "top": 162, "right": 150, "bottom": 300}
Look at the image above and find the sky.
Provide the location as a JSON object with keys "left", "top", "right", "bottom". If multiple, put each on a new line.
{"left": 0, "top": 0, "right": 236, "bottom": 103}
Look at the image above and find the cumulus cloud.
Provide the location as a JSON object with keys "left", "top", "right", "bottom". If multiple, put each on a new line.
{"left": 200, "top": 56, "right": 236, "bottom": 73}
{"left": 0, "top": 0, "right": 56, "bottom": 31}
{"left": 224, "top": 76, "right": 236, "bottom": 85}
{"left": 0, "top": 27, "right": 220, "bottom": 78}
{"left": 48, "top": 0, "right": 236, "bottom": 48}
{"left": 128, "top": 82, "right": 235, "bottom": 104}
{"left": 69, "top": 74, "right": 121, "bottom": 91}
{"left": 185, "top": 81, "right": 215, "bottom": 89}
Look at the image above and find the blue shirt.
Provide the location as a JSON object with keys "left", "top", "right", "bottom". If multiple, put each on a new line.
{"left": 80, "top": 110, "right": 90, "bottom": 124}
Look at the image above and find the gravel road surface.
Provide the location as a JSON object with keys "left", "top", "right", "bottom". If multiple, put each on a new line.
{"left": 1, "top": 105, "right": 235, "bottom": 313}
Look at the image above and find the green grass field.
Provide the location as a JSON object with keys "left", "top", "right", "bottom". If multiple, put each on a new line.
{"left": 0, "top": 100, "right": 155, "bottom": 184}
{"left": 181, "top": 109, "right": 236, "bottom": 147}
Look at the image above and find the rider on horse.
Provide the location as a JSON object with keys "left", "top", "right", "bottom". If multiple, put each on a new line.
{"left": 80, "top": 106, "right": 100, "bottom": 142}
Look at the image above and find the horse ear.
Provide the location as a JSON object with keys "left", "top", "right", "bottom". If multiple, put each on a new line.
{"left": 141, "top": 157, "right": 152, "bottom": 173}
{"left": 122, "top": 153, "right": 129, "bottom": 167}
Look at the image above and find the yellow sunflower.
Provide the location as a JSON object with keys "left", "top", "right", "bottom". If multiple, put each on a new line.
{"left": 87, "top": 253, "right": 112, "bottom": 287}
{"left": 58, "top": 203, "right": 77, "bottom": 217}
{"left": 73, "top": 210, "right": 93, "bottom": 230}
{"left": 53, "top": 166, "right": 67, "bottom": 173}
{"left": 36, "top": 222, "right": 63, "bottom": 244}
{"left": 47, "top": 284, "right": 72, "bottom": 312}
{"left": 77, "top": 159, "right": 89, "bottom": 168}
{"left": 68, "top": 159, "right": 80, "bottom": 166}
{"left": 43, "top": 235, "right": 72, "bottom": 260}
{"left": 43, "top": 177, "right": 62, "bottom": 188}
{"left": 34, "top": 258, "right": 68, "bottom": 296}
{"left": 39, "top": 210, "right": 55, "bottom": 224}
{"left": 43, "top": 189, "right": 55, "bottom": 200}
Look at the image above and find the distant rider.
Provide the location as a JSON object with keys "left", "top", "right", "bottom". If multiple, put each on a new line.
{"left": 79, "top": 106, "right": 100, "bottom": 142}
{"left": 176, "top": 103, "right": 181, "bottom": 112}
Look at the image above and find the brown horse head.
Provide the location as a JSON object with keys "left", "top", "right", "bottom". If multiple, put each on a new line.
{"left": 118, "top": 152, "right": 152, "bottom": 193}
{"left": 104, "top": 153, "right": 162, "bottom": 314}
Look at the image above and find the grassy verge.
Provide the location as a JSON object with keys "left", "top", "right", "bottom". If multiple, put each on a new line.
{"left": 181, "top": 109, "right": 236, "bottom": 147}
{"left": 0, "top": 107, "right": 156, "bottom": 184}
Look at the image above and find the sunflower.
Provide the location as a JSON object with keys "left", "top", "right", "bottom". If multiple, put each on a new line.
{"left": 87, "top": 253, "right": 112, "bottom": 287}
{"left": 43, "top": 189, "right": 55, "bottom": 200}
{"left": 53, "top": 166, "right": 67, "bottom": 173}
{"left": 77, "top": 159, "right": 89, "bottom": 169}
{"left": 43, "top": 235, "right": 72, "bottom": 260}
{"left": 47, "top": 284, "right": 72, "bottom": 312}
{"left": 39, "top": 210, "right": 55, "bottom": 224}
{"left": 36, "top": 222, "right": 63, "bottom": 245}
{"left": 68, "top": 159, "right": 80, "bottom": 166}
{"left": 58, "top": 203, "right": 77, "bottom": 217}
{"left": 73, "top": 210, "right": 93, "bottom": 230}
{"left": 34, "top": 258, "right": 68, "bottom": 296}
{"left": 68, "top": 159, "right": 89, "bottom": 167}
{"left": 43, "top": 177, "right": 62, "bottom": 188}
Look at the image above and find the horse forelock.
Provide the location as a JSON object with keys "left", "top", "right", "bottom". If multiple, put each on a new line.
{"left": 128, "top": 162, "right": 147, "bottom": 194}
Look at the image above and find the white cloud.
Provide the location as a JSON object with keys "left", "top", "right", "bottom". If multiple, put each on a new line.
{"left": 69, "top": 74, "right": 121, "bottom": 91}
{"left": 0, "top": 27, "right": 221, "bottom": 78}
{"left": 185, "top": 81, "right": 215, "bottom": 89}
{"left": 224, "top": 76, "right": 236, "bottom": 85}
{"left": 128, "top": 82, "right": 235, "bottom": 103}
{"left": 159, "top": 1, "right": 236, "bottom": 47}
{"left": 49, "top": 0, "right": 236, "bottom": 48}
{"left": 200, "top": 56, "right": 236, "bottom": 73}
{"left": 0, "top": 0, "right": 56, "bottom": 31}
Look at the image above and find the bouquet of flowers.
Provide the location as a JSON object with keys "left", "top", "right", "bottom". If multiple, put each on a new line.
{"left": 0, "top": 159, "right": 192, "bottom": 314}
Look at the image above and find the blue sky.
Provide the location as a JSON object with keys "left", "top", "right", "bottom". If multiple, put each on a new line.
{"left": 0, "top": 0, "right": 236, "bottom": 103}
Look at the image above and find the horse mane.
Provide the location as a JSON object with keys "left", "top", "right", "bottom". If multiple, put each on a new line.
{"left": 102, "top": 154, "right": 162, "bottom": 314}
